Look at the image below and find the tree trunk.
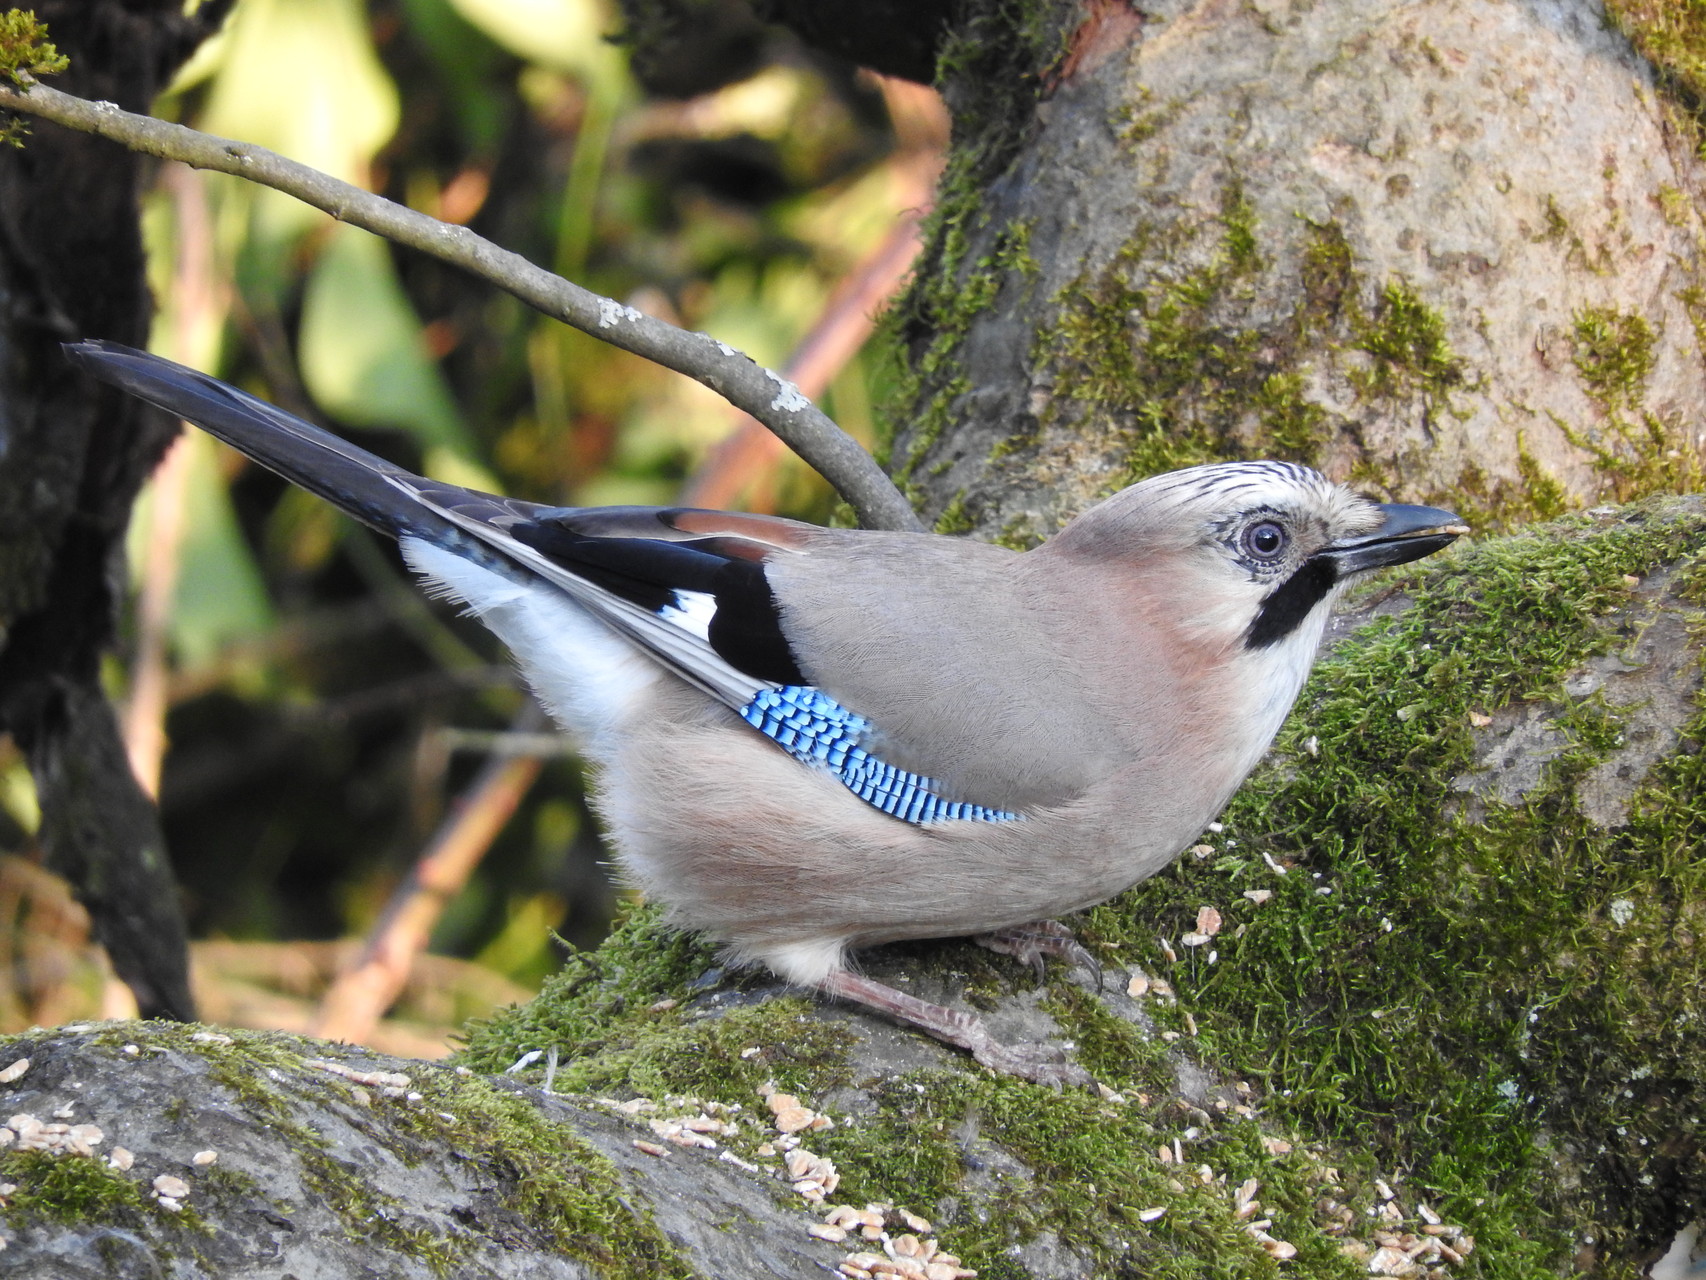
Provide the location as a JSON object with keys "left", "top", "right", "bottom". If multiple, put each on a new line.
{"left": 892, "top": 0, "right": 1706, "bottom": 543}
{"left": 0, "top": 1, "right": 228, "bottom": 1020}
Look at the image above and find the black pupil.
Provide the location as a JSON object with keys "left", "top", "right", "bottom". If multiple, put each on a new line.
{"left": 1249, "top": 523, "right": 1285, "bottom": 557}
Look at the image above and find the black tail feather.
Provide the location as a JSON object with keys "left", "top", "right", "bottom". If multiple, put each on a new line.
{"left": 64, "top": 340, "right": 469, "bottom": 543}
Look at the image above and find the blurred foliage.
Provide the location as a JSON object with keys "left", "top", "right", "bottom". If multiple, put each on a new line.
{"left": 0, "top": 0, "right": 925, "bottom": 1043}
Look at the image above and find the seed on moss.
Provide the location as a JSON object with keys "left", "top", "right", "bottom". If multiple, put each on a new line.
{"left": 1258, "top": 1236, "right": 1298, "bottom": 1260}
{"left": 0, "top": 1059, "right": 29, "bottom": 1085}
{"left": 632, "top": 1139, "right": 667, "bottom": 1157}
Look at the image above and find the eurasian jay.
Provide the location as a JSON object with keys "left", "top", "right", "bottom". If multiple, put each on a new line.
{"left": 67, "top": 340, "right": 1466, "bottom": 1083}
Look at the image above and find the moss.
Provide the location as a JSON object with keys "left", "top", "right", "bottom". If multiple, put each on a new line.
{"left": 1039, "top": 184, "right": 1269, "bottom": 490}
{"left": 0, "top": 9, "right": 67, "bottom": 147}
{"left": 0, "top": 10, "right": 67, "bottom": 86}
{"left": 1571, "top": 306, "right": 1657, "bottom": 411}
{"left": 29, "top": 1020, "right": 695, "bottom": 1280}
{"left": 812, "top": 1066, "right": 1376, "bottom": 1280}
{"left": 1678, "top": 282, "right": 1706, "bottom": 358}
{"left": 1297, "top": 220, "right": 1358, "bottom": 339}
{"left": 1603, "top": 1, "right": 1706, "bottom": 142}
{"left": 892, "top": 215, "right": 1041, "bottom": 479}
{"left": 881, "top": 0, "right": 1066, "bottom": 485}
{"left": 1253, "top": 372, "right": 1328, "bottom": 465}
{"left": 1657, "top": 183, "right": 1693, "bottom": 229}
{"left": 992, "top": 514, "right": 1043, "bottom": 551}
{"left": 409, "top": 1070, "right": 697, "bottom": 1280}
{"left": 458, "top": 903, "right": 720, "bottom": 1070}
{"left": 1, "top": 1149, "right": 155, "bottom": 1225}
{"left": 1514, "top": 444, "right": 1571, "bottom": 522}
{"left": 1219, "top": 184, "right": 1261, "bottom": 276}
{"left": 1349, "top": 279, "right": 1464, "bottom": 403}
{"left": 1119, "top": 89, "right": 1185, "bottom": 146}
{"left": 1549, "top": 407, "right": 1706, "bottom": 504}
{"left": 934, "top": 491, "right": 977, "bottom": 534}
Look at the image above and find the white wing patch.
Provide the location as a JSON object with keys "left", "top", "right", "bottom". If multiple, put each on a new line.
{"left": 401, "top": 537, "right": 660, "bottom": 759}
{"left": 658, "top": 589, "right": 718, "bottom": 641}
{"left": 399, "top": 476, "right": 767, "bottom": 712}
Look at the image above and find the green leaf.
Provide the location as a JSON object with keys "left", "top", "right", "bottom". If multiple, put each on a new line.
{"left": 298, "top": 224, "right": 481, "bottom": 472}
{"left": 198, "top": 0, "right": 398, "bottom": 185}
{"left": 166, "top": 434, "right": 276, "bottom": 668}
{"left": 445, "top": 0, "right": 625, "bottom": 87}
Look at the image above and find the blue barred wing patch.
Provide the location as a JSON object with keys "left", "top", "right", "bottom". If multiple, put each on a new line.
{"left": 739, "top": 685, "right": 1020, "bottom": 824}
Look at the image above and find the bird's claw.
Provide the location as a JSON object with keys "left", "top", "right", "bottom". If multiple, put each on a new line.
{"left": 976, "top": 920, "right": 1104, "bottom": 991}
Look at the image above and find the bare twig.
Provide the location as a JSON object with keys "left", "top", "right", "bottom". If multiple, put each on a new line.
{"left": 123, "top": 165, "right": 224, "bottom": 797}
{"left": 0, "top": 77, "right": 924, "bottom": 533}
{"left": 309, "top": 701, "right": 549, "bottom": 1045}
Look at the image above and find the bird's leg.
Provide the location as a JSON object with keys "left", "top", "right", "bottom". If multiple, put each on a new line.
{"left": 817, "top": 969, "right": 1091, "bottom": 1087}
{"left": 975, "top": 919, "right": 1103, "bottom": 991}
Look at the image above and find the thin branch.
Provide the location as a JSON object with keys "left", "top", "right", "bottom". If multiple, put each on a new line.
{"left": 0, "top": 77, "right": 924, "bottom": 533}
{"left": 309, "top": 702, "right": 549, "bottom": 1045}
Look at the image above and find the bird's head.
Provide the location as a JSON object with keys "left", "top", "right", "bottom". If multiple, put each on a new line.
{"left": 1047, "top": 460, "right": 1467, "bottom": 657}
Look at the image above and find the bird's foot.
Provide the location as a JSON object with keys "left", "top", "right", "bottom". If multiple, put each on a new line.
{"left": 818, "top": 969, "right": 1091, "bottom": 1088}
{"left": 975, "top": 919, "right": 1103, "bottom": 991}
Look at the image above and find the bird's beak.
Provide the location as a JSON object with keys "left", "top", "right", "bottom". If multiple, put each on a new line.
{"left": 1320, "top": 503, "right": 1470, "bottom": 575}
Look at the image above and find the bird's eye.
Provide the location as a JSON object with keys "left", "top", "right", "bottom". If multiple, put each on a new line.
{"left": 1243, "top": 521, "right": 1288, "bottom": 560}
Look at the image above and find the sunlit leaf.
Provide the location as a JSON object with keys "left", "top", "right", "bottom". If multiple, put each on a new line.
{"left": 445, "top": 0, "right": 624, "bottom": 87}
{"left": 198, "top": 0, "right": 398, "bottom": 184}
{"left": 299, "top": 224, "right": 479, "bottom": 468}
{"left": 171, "top": 432, "right": 277, "bottom": 668}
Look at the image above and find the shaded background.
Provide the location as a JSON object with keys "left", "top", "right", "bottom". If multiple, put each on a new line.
{"left": 0, "top": 0, "right": 945, "bottom": 1053}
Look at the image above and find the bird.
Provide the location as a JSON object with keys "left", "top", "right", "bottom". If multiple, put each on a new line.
{"left": 67, "top": 339, "right": 1467, "bottom": 1083}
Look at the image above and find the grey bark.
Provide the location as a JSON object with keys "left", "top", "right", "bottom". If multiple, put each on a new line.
{"left": 896, "top": 0, "right": 1706, "bottom": 534}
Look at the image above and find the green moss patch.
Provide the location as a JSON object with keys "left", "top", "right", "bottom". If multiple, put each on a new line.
{"left": 1571, "top": 307, "right": 1657, "bottom": 411}
{"left": 0, "top": 1148, "right": 155, "bottom": 1225}
{"left": 1604, "top": 1, "right": 1706, "bottom": 132}
{"left": 880, "top": 0, "right": 1062, "bottom": 482}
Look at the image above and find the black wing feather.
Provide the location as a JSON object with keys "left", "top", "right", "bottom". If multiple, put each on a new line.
{"left": 510, "top": 517, "right": 807, "bottom": 685}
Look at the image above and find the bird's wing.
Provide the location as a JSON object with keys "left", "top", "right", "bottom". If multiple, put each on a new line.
{"left": 63, "top": 340, "right": 813, "bottom": 710}
{"left": 418, "top": 492, "right": 817, "bottom": 703}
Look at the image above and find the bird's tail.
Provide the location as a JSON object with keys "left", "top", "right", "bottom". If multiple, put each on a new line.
{"left": 64, "top": 339, "right": 475, "bottom": 544}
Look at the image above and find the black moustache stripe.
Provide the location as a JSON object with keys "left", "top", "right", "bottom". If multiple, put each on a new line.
{"left": 1245, "top": 556, "right": 1339, "bottom": 649}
